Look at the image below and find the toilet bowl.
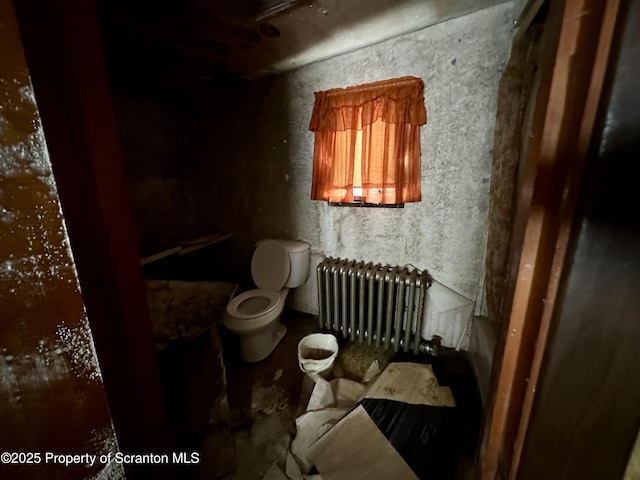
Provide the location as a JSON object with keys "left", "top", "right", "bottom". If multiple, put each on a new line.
{"left": 222, "top": 239, "right": 310, "bottom": 362}
{"left": 224, "top": 288, "right": 288, "bottom": 363}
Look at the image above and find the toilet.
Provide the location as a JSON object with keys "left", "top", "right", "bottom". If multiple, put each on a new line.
{"left": 222, "top": 238, "right": 311, "bottom": 362}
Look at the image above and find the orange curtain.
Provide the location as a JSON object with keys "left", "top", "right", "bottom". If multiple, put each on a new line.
{"left": 309, "top": 76, "right": 427, "bottom": 204}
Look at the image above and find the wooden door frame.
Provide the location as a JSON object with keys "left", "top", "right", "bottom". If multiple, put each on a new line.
{"left": 13, "top": 0, "right": 174, "bottom": 475}
{"left": 478, "top": 0, "right": 623, "bottom": 478}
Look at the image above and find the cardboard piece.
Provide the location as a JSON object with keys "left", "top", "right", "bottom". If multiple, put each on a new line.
{"left": 308, "top": 405, "right": 418, "bottom": 480}
{"left": 330, "top": 378, "right": 366, "bottom": 409}
{"left": 292, "top": 362, "right": 457, "bottom": 477}
{"left": 361, "top": 360, "right": 382, "bottom": 384}
{"left": 364, "top": 362, "right": 456, "bottom": 407}
{"left": 306, "top": 376, "right": 336, "bottom": 411}
{"left": 306, "top": 376, "right": 367, "bottom": 412}
{"left": 291, "top": 408, "right": 350, "bottom": 473}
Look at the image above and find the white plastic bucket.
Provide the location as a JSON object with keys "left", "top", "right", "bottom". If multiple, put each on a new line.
{"left": 297, "top": 333, "right": 339, "bottom": 378}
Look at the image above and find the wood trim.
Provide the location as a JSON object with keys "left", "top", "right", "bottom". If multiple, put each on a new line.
{"left": 509, "top": 0, "right": 622, "bottom": 477}
{"left": 478, "top": 0, "right": 566, "bottom": 474}
{"left": 478, "top": 0, "right": 621, "bottom": 478}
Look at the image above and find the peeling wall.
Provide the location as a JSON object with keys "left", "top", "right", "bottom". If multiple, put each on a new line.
{"left": 194, "top": 3, "right": 513, "bottom": 309}
{"left": 0, "top": 1, "right": 122, "bottom": 477}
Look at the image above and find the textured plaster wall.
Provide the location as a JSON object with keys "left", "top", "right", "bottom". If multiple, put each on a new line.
{"left": 196, "top": 3, "right": 513, "bottom": 308}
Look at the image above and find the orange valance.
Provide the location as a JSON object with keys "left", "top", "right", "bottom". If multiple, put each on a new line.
{"left": 309, "top": 76, "right": 427, "bottom": 132}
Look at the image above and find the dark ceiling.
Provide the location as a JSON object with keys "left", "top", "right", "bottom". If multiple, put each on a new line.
{"left": 97, "top": 0, "right": 513, "bottom": 93}
{"left": 98, "top": 0, "right": 312, "bottom": 90}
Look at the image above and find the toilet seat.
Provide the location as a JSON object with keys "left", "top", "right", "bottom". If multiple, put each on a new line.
{"left": 251, "top": 240, "right": 291, "bottom": 291}
{"left": 226, "top": 289, "right": 282, "bottom": 320}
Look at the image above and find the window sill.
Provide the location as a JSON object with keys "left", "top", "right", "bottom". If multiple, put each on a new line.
{"left": 328, "top": 201, "right": 404, "bottom": 208}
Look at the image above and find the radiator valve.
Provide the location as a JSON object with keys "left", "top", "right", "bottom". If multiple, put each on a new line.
{"left": 418, "top": 335, "right": 442, "bottom": 356}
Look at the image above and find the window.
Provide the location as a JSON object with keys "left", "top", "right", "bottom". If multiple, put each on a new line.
{"left": 309, "top": 76, "right": 427, "bottom": 206}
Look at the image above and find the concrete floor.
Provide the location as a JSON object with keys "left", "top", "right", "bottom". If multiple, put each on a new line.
{"left": 157, "top": 310, "right": 480, "bottom": 480}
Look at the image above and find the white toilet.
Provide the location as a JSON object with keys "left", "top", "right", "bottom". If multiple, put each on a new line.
{"left": 222, "top": 239, "right": 311, "bottom": 362}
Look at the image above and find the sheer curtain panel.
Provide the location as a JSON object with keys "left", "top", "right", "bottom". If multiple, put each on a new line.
{"left": 309, "top": 76, "right": 427, "bottom": 205}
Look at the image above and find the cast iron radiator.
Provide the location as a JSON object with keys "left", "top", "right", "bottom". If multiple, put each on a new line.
{"left": 316, "top": 257, "right": 432, "bottom": 354}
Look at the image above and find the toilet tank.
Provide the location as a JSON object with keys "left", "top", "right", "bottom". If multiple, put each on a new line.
{"left": 280, "top": 239, "right": 310, "bottom": 288}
